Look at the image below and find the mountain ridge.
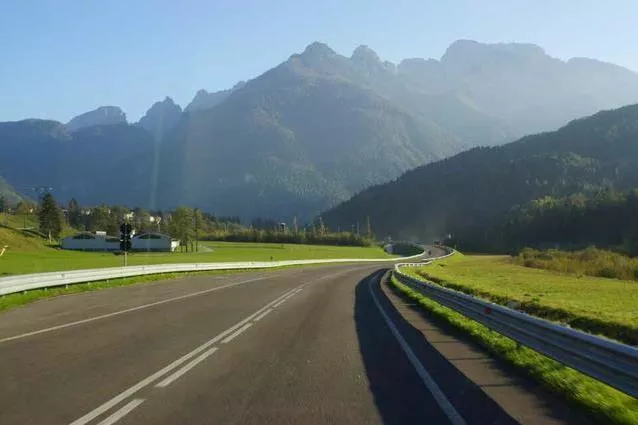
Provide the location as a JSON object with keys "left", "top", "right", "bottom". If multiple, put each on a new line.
{"left": 2, "top": 40, "right": 638, "bottom": 221}
{"left": 66, "top": 106, "right": 127, "bottom": 131}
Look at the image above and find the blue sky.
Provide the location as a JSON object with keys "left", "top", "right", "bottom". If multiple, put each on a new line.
{"left": 1, "top": 0, "right": 637, "bottom": 122}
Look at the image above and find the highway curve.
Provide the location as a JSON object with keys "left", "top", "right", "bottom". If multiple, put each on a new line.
{"left": 0, "top": 254, "right": 593, "bottom": 424}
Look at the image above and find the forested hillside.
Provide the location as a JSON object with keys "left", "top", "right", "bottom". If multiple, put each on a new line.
{"left": 484, "top": 189, "right": 638, "bottom": 254}
{"left": 324, "top": 104, "right": 638, "bottom": 245}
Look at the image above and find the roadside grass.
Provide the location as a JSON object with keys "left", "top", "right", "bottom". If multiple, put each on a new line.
{"left": 0, "top": 241, "right": 393, "bottom": 276}
{"left": 405, "top": 255, "right": 638, "bottom": 345}
{"left": 389, "top": 275, "right": 638, "bottom": 425}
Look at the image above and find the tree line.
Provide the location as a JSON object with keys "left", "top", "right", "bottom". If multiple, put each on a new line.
{"left": 451, "top": 188, "right": 638, "bottom": 255}
{"left": 1, "top": 194, "right": 375, "bottom": 249}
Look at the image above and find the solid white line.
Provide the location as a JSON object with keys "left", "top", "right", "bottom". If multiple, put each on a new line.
{"left": 96, "top": 398, "right": 145, "bottom": 425}
{"left": 368, "top": 273, "right": 467, "bottom": 425}
{"left": 272, "top": 299, "right": 287, "bottom": 308}
{"left": 0, "top": 276, "right": 267, "bottom": 345}
{"left": 69, "top": 285, "right": 300, "bottom": 425}
{"left": 221, "top": 323, "right": 253, "bottom": 344}
{"left": 155, "top": 347, "right": 219, "bottom": 388}
{"left": 253, "top": 308, "right": 272, "bottom": 322}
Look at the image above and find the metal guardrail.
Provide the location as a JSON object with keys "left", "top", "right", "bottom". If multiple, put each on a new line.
{"left": 393, "top": 251, "right": 638, "bottom": 398}
{"left": 0, "top": 250, "right": 425, "bottom": 297}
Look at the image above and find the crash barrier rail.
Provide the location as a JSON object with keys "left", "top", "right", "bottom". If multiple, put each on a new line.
{"left": 393, "top": 250, "right": 638, "bottom": 397}
{"left": 0, "top": 247, "right": 426, "bottom": 297}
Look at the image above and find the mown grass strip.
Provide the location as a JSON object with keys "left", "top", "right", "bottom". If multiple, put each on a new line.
{"left": 389, "top": 274, "right": 638, "bottom": 425}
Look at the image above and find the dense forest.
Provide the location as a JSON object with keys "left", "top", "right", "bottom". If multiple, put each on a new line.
{"left": 454, "top": 188, "right": 638, "bottom": 254}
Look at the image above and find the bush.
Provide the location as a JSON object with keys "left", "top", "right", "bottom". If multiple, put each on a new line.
{"left": 598, "top": 266, "right": 619, "bottom": 279}
{"left": 516, "top": 247, "right": 638, "bottom": 282}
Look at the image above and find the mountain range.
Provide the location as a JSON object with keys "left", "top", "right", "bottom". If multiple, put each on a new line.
{"left": 1, "top": 40, "right": 638, "bottom": 221}
{"left": 324, "top": 103, "right": 638, "bottom": 241}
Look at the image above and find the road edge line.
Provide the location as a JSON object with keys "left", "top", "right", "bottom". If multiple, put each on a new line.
{"left": 368, "top": 271, "right": 467, "bottom": 425}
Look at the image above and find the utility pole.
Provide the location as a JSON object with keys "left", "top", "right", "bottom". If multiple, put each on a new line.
{"left": 194, "top": 208, "right": 199, "bottom": 253}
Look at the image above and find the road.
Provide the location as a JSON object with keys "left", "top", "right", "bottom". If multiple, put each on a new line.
{"left": 0, "top": 253, "right": 593, "bottom": 425}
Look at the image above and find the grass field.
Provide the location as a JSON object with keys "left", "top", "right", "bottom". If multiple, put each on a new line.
{"left": 406, "top": 254, "right": 638, "bottom": 345}
{"left": 0, "top": 239, "right": 394, "bottom": 276}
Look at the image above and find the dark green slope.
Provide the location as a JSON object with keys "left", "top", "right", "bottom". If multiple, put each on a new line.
{"left": 323, "top": 104, "right": 638, "bottom": 240}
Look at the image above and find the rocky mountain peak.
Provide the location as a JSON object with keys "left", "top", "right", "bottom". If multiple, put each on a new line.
{"left": 351, "top": 45, "right": 381, "bottom": 63}
{"left": 138, "top": 97, "right": 182, "bottom": 141}
{"left": 66, "top": 106, "right": 127, "bottom": 131}
{"left": 301, "top": 42, "right": 337, "bottom": 59}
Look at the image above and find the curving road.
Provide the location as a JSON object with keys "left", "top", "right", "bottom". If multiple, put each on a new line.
{"left": 0, "top": 252, "right": 593, "bottom": 424}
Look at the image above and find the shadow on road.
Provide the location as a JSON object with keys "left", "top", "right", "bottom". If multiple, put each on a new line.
{"left": 353, "top": 270, "right": 519, "bottom": 425}
{"left": 354, "top": 270, "right": 595, "bottom": 425}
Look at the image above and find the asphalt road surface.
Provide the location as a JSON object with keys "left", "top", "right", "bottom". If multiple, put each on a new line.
{"left": 0, "top": 252, "right": 593, "bottom": 425}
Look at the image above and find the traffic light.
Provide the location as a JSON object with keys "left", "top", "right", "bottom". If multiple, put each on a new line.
{"left": 120, "top": 223, "right": 132, "bottom": 252}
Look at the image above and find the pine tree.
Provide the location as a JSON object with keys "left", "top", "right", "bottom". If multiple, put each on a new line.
{"left": 38, "top": 193, "right": 62, "bottom": 242}
{"left": 68, "top": 198, "right": 81, "bottom": 228}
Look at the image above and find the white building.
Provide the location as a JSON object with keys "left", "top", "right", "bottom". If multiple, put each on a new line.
{"left": 132, "top": 232, "right": 180, "bottom": 252}
{"left": 61, "top": 232, "right": 179, "bottom": 252}
{"left": 61, "top": 232, "right": 120, "bottom": 251}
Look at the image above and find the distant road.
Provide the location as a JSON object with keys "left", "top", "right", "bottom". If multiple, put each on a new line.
{"left": 0, "top": 249, "right": 591, "bottom": 424}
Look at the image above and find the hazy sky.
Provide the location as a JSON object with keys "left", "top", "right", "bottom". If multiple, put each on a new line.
{"left": 2, "top": 0, "right": 637, "bottom": 122}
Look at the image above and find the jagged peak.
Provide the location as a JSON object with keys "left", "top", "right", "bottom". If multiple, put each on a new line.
{"left": 351, "top": 45, "right": 381, "bottom": 62}
{"left": 161, "top": 96, "right": 177, "bottom": 104}
{"left": 301, "top": 41, "right": 337, "bottom": 58}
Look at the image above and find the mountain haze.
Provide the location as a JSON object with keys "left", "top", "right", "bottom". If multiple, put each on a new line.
{"left": 0, "top": 119, "right": 156, "bottom": 207}
{"left": 2, "top": 40, "right": 638, "bottom": 220}
{"left": 157, "top": 42, "right": 464, "bottom": 220}
{"left": 184, "top": 82, "right": 246, "bottom": 113}
{"left": 137, "top": 97, "right": 182, "bottom": 141}
{"left": 324, "top": 103, "right": 638, "bottom": 240}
